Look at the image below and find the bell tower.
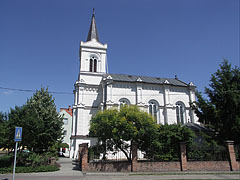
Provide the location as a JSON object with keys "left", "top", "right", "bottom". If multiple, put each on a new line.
{"left": 78, "top": 9, "right": 108, "bottom": 83}
{"left": 71, "top": 10, "right": 107, "bottom": 159}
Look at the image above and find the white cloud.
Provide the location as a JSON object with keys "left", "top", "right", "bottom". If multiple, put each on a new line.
{"left": 0, "top": 91, "right": 12, "bottom": 95}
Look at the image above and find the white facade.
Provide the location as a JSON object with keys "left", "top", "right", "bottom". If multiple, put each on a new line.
{"left": 70, "top": 14, "right": 198, "bottom": 159}
{"left": 59, "top": 106, "right": 73, "bottom": 156}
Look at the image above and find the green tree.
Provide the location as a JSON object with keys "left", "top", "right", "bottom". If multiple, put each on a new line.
{"left": 89, "top": 105, "right": 159, "bottom": 162}
{"left": 25, "top": 88, "right": 63, "bottom": 152}
{"left": 145, "top": 124, "right": 195, "bottom": 161}
{"left": 6, "top": 106, "right": 27, "bottom": 150}
{"left": 192, "top": 60, "right": 240, "bottom": 144}
{"left": 5, "top": 88, "right": 63, "bottom": 152}
{"left": 0, "top": 112, "right": 8, "bottom": 149}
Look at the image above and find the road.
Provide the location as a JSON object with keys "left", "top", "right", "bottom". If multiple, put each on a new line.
{"left": 0, "top": 158, "right": 239, "bottom": 180}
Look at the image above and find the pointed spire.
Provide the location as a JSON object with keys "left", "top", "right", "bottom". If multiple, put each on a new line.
{"left": 87, "top": 8, "right": 99, "bottom": 42}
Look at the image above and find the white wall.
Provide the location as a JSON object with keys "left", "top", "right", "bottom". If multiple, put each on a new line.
{"left": 59, "top": 109, "right": 72, "bottom": 147}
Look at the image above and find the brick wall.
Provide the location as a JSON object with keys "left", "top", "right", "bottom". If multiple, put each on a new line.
{"left": 87, "top": 161, "right": 181, "bottom": 172}
{"left": 136, "top": 161, "right": 181, "bottom": 172}
{"left": 187, "top": 161, "right": 230, "bottom": 171}
{"left": 78, "top": 141, "right": 239, "bottom": 172}
{"left": 88, "top": 161, "right": 131, "bottom": 172}
{"left": 86, "top": 160, "right": 235, "bottom": 172}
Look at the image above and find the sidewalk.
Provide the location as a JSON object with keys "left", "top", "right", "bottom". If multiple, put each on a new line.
{"left": 84, "top": 171, "right": 240, "bottom": 180}
{"left": 0, "top": 157, "right": 85, "bottom": 180}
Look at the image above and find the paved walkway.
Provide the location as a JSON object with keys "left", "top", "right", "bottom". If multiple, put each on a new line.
{"left": 0, "top": 157, "right": 85, "bottom": 180}
{"left": 0, "top": 158, "right": 239, "bottom": 180}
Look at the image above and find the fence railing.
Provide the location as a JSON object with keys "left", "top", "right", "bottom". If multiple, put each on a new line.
{"left": 187, "top": 148, "right": 228, "bottom": 161}
{"left": 234, "top": 144, "right": 240, "bottom": 161}
{"left": 88, "top": 145, "right": 231, "bottom": 162}
{"left": 137, "top": 153, "right": 180, "bottom": 162}
{"left": 88, "top": 149, "right": 129, "bottom": 162}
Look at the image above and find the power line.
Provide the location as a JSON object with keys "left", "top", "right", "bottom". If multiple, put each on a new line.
{"left": 0, "top": 86, "right": 190, "bottom": 96}
{"left": 1, "top": 86, "right": 239, "bottom": 96}
{"left": 0, "top": 86, "right": 73, "bottom": 95}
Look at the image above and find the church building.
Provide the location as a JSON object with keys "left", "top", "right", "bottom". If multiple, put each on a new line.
{"left": 70, "top": 12, "right": 198, "bottom": 159}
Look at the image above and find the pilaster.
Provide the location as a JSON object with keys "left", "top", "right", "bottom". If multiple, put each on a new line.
{"left": 225, "top": 141, "right": 239, "bottom": 171}
{"left": 79, "top": 143, "right": 89, "bottom": 171}
{"left": 180, "top": 142, "right": 187, "bottom": 171}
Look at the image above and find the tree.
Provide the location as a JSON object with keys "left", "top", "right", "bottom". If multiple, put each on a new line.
{"left": 89, "top": 105, "right": 159, "bottom": 162}
{"left": 192, "top": 60, "right": 240, "bottom": 144}
{"left": 145, "top": 124, "right": 195, "bottom": 161}
{"left": 0, "top": 112, "right": 8, "bottom": 149}
{"left": 5, "top": 106, "right": 28, "bottom": 150}
{"left": 4, "top": 88, "right": 63, "bottom": 152}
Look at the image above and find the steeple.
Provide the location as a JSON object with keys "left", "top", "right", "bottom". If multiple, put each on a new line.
{"left": 87, "top": 8, "right": 99, "bottom": 42}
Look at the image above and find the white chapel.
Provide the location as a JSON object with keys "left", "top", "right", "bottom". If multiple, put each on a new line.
{"left": 70, "top": 12, "right": 198, "bottom": 159}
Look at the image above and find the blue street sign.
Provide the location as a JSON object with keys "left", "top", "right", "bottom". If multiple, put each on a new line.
{"left": 14, "top": 127, "right": 22, "bottom": 142}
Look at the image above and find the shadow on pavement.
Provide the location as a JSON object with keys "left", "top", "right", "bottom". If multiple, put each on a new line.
{"left": 72, "top": 159, "right": 80, "bottom": 171}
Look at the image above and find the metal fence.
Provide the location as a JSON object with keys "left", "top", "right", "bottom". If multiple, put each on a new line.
{"left": 88, "top": 143, "right": 234, "bottom": 162}
{"left": 234, "top": 144, "right": 240, "bottom": 161}
{"left": 187, "top": 146, "right": 228, "bottom": 161}
{"left": 88, "top": 149, "right": 129, "bottom": 162}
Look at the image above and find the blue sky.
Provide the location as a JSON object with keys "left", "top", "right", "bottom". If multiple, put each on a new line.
{"left": 0, "top": 0, "right": 239, "bottom": 113}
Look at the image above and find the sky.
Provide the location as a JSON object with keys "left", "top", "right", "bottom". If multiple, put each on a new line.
{"left": 0, "top": 0, "right": 239, "bottom": 113}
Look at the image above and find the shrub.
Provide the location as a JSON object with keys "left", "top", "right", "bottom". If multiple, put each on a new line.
{"left": 0, "top": 154, "right": 13, "bottom": 168}
{"left": 0, "top": 165, "right": 59, "bottom": 174}
{"left": 187, "top": 132, "right": 228, "bottom": 161}
{"left": 145, "top": 124, "right": 195, "bottom": 161}
{"left": 16, "top": 152, "right": 49, "bottom": 167}
{"left": 0, "top": 151, "right": 57, "bottom": 168}
{"left": 26, "top": 152, "right": 49, "bottom": 167}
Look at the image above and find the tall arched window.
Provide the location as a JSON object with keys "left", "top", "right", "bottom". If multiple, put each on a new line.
{"left": 176, "top": 102, "right": 185, "bottom": 124}
{"left": 94, "top": 59, "right": 97, "bottom": 72}
{"left": 89, "top": 59, "right": 93, "bottom": 72}
{"left": 89, "top": 56, "right": 97, "bottom": 72}
{"left": 149, "top": 100, "right": 158, "bottom": 122}
{"left": 119, "top": 98, "right": 130, "bottom": 108}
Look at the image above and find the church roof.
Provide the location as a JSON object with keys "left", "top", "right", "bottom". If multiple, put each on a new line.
{"left": 86, "top": 9, "right": 99, "bottom": 42}
{"left": 184, "top": 123, "right": 214, "bottom": 132}
{"left": 108, "top": 73, "right": 190, "bottom": 87}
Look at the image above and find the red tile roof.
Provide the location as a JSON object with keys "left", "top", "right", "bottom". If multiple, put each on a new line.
{"left": 60, "top": 106, "right": 72, "bottom": 116}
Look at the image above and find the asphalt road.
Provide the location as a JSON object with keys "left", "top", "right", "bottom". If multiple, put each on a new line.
{"left": 0, "top": 158, "right": 239, "bottom": 180}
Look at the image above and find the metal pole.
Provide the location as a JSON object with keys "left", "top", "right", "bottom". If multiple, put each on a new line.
{"left": 12, "top": 142, "right": 18, "bottom": 180}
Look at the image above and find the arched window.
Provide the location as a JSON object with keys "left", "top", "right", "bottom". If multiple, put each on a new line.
{"left": 94, "top": 59, "right": 97, "bottom": 72}
{"left": 176, "top": 102, "right": 185, "bottom": 124}
{"left": 148, "top": 100, "right": 158, "bottom": 122}
{"left": 119, "top": 98, "right": 130, "bottom": 108}
{"left": 89, "top": 59, "right": 93, "bottom": 72}
{"left": 89, "top": 56, "right": 98, "bottom": 72}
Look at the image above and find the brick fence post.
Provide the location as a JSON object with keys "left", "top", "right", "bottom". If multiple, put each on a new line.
{"left": 225, "top": 140, "right": 239, "bottom": 171}
{"left": 131, "top": 142, "right": 138, "bottom": 172}
{"left": 180, "top": 142, "right": 187, "bottom": 171}
{"left": 79, "top": 143, "right": 88, "bottom": 171}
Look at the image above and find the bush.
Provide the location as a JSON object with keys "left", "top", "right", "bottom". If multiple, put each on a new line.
{"left": 0, "top": 151, "right": 57, "bottom": 169}
{"left": 0, "top": 165, "right": 59, "bottom": 174}
{"left": 145, "top": 124, "right": 195, "bottom": 161}
{"left": 187, "top": 132, "right": 228, "bottom": 161}
{"left": 16, "top": 151, "right": 49, "bottom": 167}
{"left": 0, "top": 154, "right": 13, "bottom": 168}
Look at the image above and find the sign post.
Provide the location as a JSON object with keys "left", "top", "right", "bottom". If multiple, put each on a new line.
{"left": 13, "top": 127, "right": 22, "bottom": 180}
